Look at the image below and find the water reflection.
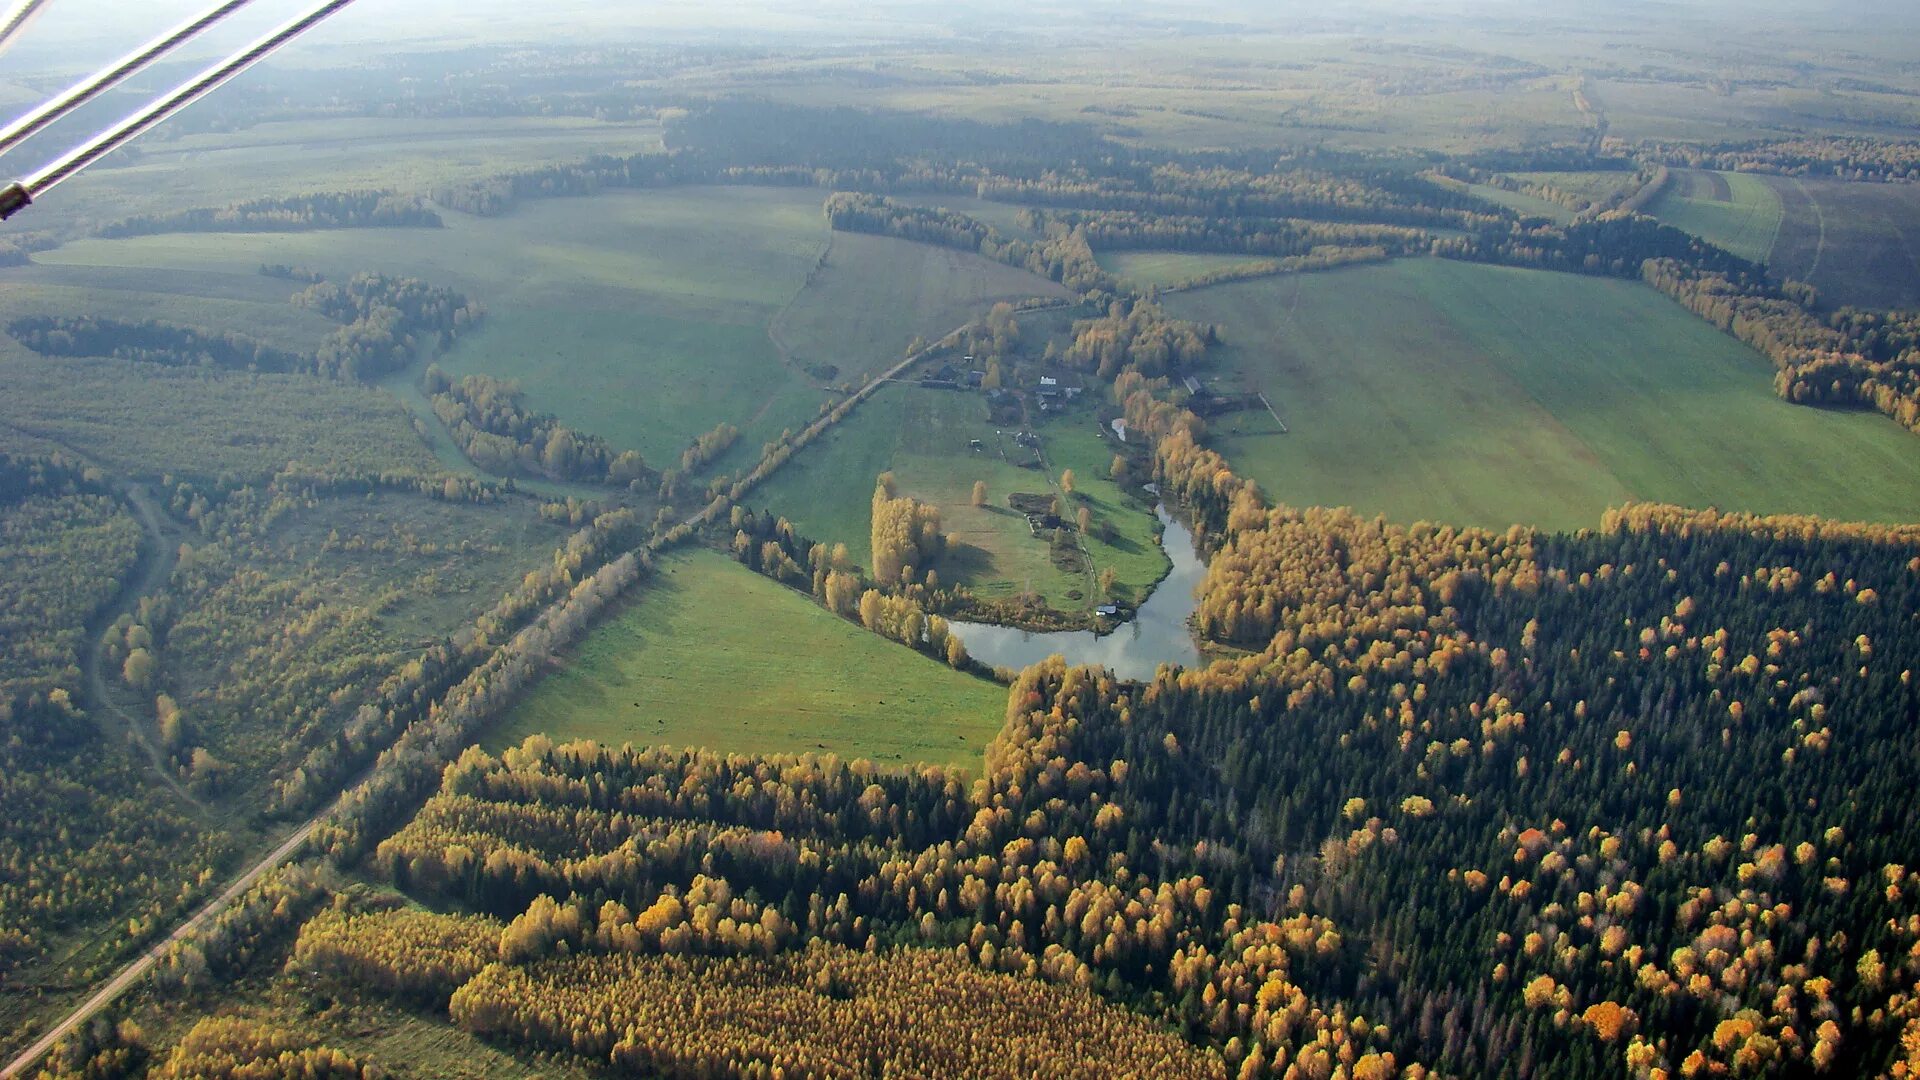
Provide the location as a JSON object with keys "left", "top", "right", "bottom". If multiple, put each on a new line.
{"left": 949, "top": 506, "right": 1205, "bottom": 681}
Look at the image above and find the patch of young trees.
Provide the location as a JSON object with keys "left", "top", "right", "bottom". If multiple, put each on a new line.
{"left": 296, "top": 273, "right": 485, "bottom": 381}
{"left": 9, "top": 315, "right": 310, "bottom": 373}
{"left": 1038, "top": 207, "right": 1429, "bottom": 258}
{"left": 869, "top": 473, "right": 946, "bottom": 587}
{"left": 424, "top": 366, "right": 646, "bottom": 485}
{"left": 1059, "top": 300, "right": 1211, "bottom": 379}
{"left": 147, "top": 1016, "right": 374, "bottom": 1079}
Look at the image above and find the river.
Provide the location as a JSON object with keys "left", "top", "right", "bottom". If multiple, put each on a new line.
{"left": 948, "top": 506, "right": 1205, "bottom": 681}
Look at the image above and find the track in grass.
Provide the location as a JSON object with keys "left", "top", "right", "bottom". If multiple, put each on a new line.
{"left": 485, "top": 550, "right": 1007, "bottom": 768}
{"left": 1765, "top": 177, "right": 1920, "bottom": 311}
{"left": 773, "top": 231, "right": 1070, "bottom": 384}
{"left": 1168, "top": 259, "right": 1920, "bottom": 532}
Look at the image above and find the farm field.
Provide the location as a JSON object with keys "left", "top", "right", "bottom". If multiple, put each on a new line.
{"left": 1764, "top": 177, "right": 1920, "bottom": 310}
{"left": 34, "top": 187, "right": 1064, "bottom": 474}
{"left": 772, "top": 230, "right": 1070, "bottom": 384}
{"left": 1646, "top": 169, "right": 1784, "bottom": 264}
{"left": 1095, "top": 250, "right": 1284, "bottom": 290}
{"left": 1171, "top": 259, "right": 1920, "bottom": 532}
{"left": 36, "top": 187, "right": 834, "bottom": 471}
{"left": 485, "top": 550, "right": 1006, "bottom": 767}
{"left": 748, "top": 385, "right": 1170, "bottom": 611}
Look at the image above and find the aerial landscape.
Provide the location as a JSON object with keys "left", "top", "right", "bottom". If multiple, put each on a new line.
{"left": 2, "top": 0, "right": 1920, "bottom": 1076}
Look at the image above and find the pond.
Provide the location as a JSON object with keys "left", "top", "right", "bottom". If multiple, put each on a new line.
{"left": 948, "top": 506, "right": 1206, "bottom": 681}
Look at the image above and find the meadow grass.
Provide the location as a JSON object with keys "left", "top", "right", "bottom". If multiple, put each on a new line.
{"left": 1646, "top": 170, "right": 1784, "bottom": 264}
{"left": 1095, "top": 250, "right": 1285, "bottom": 291}
{"left": 1170, "top": 259, "right": 1920, "bottom": 532}
{"left": 1464, "top": 183, "right": 1575, "bottom": 223}
{"left": 485, "top": 550, "right": 1007, "bottom": 768}
{"left": 27, "top": 115, "right": 664, "bottom": 238}
{"left": 0, "top": 346, "right": 436, "bottom": 481}
{"left": 772, "top": 231, "right": 1068, "bottom": 383}
{"left": 35, "top": 187, "right": 1063, "bottom": 474}
{"left": 748, "top": 385, "right": 1169, "bottom": 610}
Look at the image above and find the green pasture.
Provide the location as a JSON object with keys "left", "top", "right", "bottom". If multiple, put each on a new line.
{"left": 486, "top": 550, "right": 1007, "bottom": 768}
{"left": 749, "top": 385, "right": 1169, "bottom": 611}
{"left": 1095, "top": 250, "right": 1282, "bottom": 291}
{"left": 1171, "top": 259, "right": 1920, "bottom": 532}
{"left": 1646, "top": 170, "right": 1784, "bottom": 265}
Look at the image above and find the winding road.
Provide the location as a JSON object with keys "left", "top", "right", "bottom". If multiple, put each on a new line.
{"left": 81, "top": 483, "right": 203, "bottom": 813}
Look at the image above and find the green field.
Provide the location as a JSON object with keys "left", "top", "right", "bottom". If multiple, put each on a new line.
{"left": 773, "top": 231, "right": 1070, "bottom": 383}
{"left": 37, "top": 187, "right": 834, "bottom": 472}
{"left": 486, "top": 550, "right": 1007, "bottom": 767}
{"left": 1647, "top": 170, "right": 1785, "bottom": 265}
{"left": 35, "top": 187, "right": 1063, "bottom": 475}
{"left": 1464, "top": 183, "right": 1575, "bottom": 223}
{"left": 1095, "top": 250, "right": 1282, "bottom": 290}
{"left": 1171, "top": 259, "right": 1920, "bottom": 532}
{"left": 749, "top": 385, "right": 1170, "bottom": 611}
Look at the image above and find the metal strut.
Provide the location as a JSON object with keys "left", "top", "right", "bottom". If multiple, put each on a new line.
{"left": 0, "top": 0, "right": 263, "bottom": 159}
{"left": 0, "top": 0, "right": 362, "bottom": 220}
{"left": 0, "top": 0, "right": 55, "bottom": 57}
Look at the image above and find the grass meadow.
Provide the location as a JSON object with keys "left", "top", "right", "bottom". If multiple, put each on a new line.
{"left": 485, "top": 550, "right": 1007, "bottom": 768}
{"left": 34, "top": 187, "right": 1064, "bottom": 476}
{"left": 1095, "top": 250, "right": 1286, "bottom": 291}
{"left": 748, "top": 385, "right": 1170, "bottom": 611}
{"left": 1646, "top": 170, "right": 1785, "bottom": 265}
{"left": 1171, "top": 259, "right": 1920, "bottom": 532}
{"left": 773, "top": 230, "right": 1069, "bottom": 383}
{"left": 27, "top": 115, "right": 665, "bottom": 239}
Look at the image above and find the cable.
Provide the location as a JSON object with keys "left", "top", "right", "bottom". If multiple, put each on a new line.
{"left": 1, "top": 0, "right": 360, "bottom": 220}
{"left": 0, "top": 0, "right": 262, "bottom": 159}
{"left": 0, "top": 0, "right": 54, "bottom": 58}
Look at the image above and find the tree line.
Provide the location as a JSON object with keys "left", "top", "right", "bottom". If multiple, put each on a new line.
{"left": 1644, "top": 137, "right": 1920, "bottom": 184}
{"left": 8, "top": 316, "right": 311, "bottom": 374}
{"left": 1641, "top": 259, "right": 1920, "bottom": 434}
{"left": 295, "top": 272, "right": 485, "bottom": 382}
{"left": 423, "top": 366, "right": 647, "bottom": 486}
{"left": 98, "top": 191, "right": 441, "bottom": 238}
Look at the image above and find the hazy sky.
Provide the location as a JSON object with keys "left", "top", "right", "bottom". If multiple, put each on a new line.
{"left": 6, "top": 0, "right": 1913, "bottom": 77}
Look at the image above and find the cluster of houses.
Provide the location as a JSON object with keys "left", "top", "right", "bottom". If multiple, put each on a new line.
{"left": 916, "top": 359, "right": 1085, "bottom": 417}
{"left": 917, "top": 363, "right": 985, "bottom": 391}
